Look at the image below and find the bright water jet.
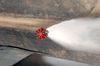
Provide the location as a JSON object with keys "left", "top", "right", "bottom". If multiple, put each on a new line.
{"left": 47, "top": 17, "right": 100, "bottom": 54}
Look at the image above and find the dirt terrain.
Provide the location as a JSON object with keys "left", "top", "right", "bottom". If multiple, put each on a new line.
{"left": 0, "top": 13, "right": 61, "bottom": 31}
{"left": 0, "top": 0, "right": 100, "bottom": 20}
{"left": 0, "top": 0, "right": 100, "bottom": 66}
{"left": 0, "top": 27, "right": 100, "bottom": 66}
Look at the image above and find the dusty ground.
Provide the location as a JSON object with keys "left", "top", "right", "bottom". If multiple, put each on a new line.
{"left": 0, "top": 13, "right": 61, "bottom": 31}
{"left": 0, "top": 0, "right": 100, "bottom": 20}
{"left": 0, "top": 26, "right": 100, "bottom": 66}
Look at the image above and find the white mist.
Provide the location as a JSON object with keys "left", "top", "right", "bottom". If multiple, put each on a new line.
{"left": 47, "top": 17, "right": 100, "bottom": 54}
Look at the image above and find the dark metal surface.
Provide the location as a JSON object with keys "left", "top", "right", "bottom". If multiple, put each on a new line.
{"left": 13, "top": 53, "right": 96, "bottom": 66}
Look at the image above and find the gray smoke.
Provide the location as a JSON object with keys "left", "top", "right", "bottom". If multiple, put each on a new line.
{"left": 47, "top": 17, "right": 100, "bottom": 54}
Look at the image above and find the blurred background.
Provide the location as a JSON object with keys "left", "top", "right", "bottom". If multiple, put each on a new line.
{"left": 0, "top": 0, "right": 100, "bottom": 65}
